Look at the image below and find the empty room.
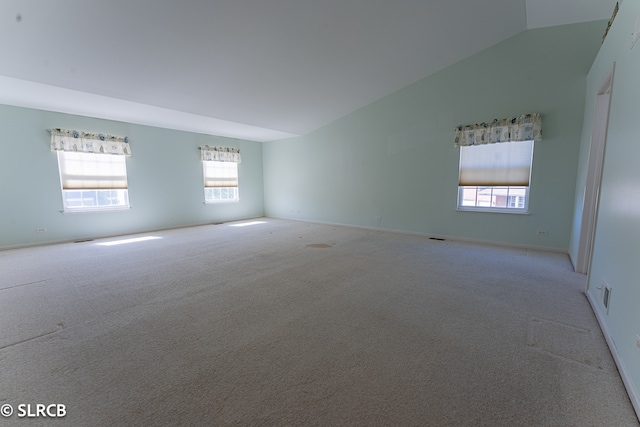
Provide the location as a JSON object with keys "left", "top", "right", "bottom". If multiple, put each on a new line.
{"left": 1, "top": 0, "right": 639, "bottom": 425}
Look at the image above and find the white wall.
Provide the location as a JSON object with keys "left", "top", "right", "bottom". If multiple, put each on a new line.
{"left": 0, "top": 105, "right": 264, "bottom": 249}
{"left": 264, "top": 21, "right": 605, "bottom": 251}
{"left": 572, "top": 0, "right": 640, "bottom": 416}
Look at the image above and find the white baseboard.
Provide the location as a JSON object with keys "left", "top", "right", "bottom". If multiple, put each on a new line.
{"left": 0, "top": 216, "right": 265, "bottom": 251}
{"left": 586, "top": 290, "right": 640, "bottom": 421}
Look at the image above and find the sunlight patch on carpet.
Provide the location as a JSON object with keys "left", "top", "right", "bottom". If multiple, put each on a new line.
{"left": 229, "top": 221, "right": 267, "bottom": 227}
{"left": 97, "top": 236, "right": 162, "bottom": 246}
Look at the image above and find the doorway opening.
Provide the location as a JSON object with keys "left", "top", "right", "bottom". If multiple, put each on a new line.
{"left": 576, "top": 65, "right": 614, "bottom": 277}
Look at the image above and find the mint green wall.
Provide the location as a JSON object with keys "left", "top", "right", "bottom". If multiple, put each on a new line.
{"left": 576, "top": 0, "right": 640, "bottom": 413}
{"left": 263, "top": 21, "right": 605, "bottom": 250}
{"left": 0, "top": 105, "right": 264, "bottom": 248}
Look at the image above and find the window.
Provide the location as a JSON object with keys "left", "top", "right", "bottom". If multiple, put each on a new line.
{"left": 49, "top": 128, "right": 132, "bottom": 213}
{"left": 459, "top": 186, "right": 527, "bottom": 209}
{"left": 200, "top": 145, "right": 241, "bottom": 203}
{"left": 457, "top": 140, "right": 534, "bottom": 213}
{"left": 57, "top": 151, "right": 130, "bottom": 212}
{"left": 454, "top": 113, "right": 540, "bottom": 213}
{"left": 203, "top": 160, "right": 239, "bottom": 203}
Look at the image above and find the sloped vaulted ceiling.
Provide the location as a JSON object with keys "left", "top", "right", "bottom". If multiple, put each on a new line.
{"left": 0, "top": 0, "right": 618, "bottom": 141}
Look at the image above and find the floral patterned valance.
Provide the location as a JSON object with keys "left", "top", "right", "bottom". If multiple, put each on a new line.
{"left": 49, "top": 128, "right": 131, "bottom": 156}
{"left": 454, "top": 113, "right": 542, "bottom": 147}
{"left": 200, "top": 146, "right": 241, "bottom": 163}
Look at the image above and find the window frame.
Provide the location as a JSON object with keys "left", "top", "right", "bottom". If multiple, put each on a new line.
{"left": 456, "top": 140, "right": 534, "bottom": 214}
{"left": 56, "top": 151, "right": 131, "bottom": 213}
{"left": 202, "top": 160, "right": 240, "bottom": 204}
{"left": 457, "top": 186, "right": 530, "bottom": 214}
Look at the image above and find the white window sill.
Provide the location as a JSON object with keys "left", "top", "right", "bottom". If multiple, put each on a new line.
{"left": 204, "top": 200, "right": 240, "bottom": 205}
{"left": 61, "top": 207, "right": 131, "bottom": 214}
{"left": 456, "top": 207, "right": 529, "bottom": 215}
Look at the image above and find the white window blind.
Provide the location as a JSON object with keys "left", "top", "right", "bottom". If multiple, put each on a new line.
{"left": 458, "top": 140, "right": 534, "bottom": 187}
{"left": 58, "top": 152, "right": 129, "bottom": 189}
{"left": 203, "top": 161, "right": 238, "bottom": 188}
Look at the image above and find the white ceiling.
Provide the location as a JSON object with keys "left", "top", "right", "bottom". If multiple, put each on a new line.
{"left": 0, "top": 0, "right": 617, "bottom": 141}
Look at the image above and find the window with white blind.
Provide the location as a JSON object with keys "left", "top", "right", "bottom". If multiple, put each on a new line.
{"left": 457, "top": 140, "right": 534, "bottom": 213}
{"left": 57, "top": 151, "right": 130, "bottom": 212}
{"left": 203, "top": 161, "right": 239, "bottom": 203}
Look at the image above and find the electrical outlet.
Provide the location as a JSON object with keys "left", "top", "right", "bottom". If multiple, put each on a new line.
{"left": 36, "top": 227, "right": 47, "bottom": 233}
{"left": 375, "top": 216, "right": 382, "bottom": 221}
{"left": 536, "top": 230, "right": 547, "bottom": 236}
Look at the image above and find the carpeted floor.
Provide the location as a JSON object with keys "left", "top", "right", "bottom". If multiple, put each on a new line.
{"left": 0, "top": 218, "right": 638, "bottom": 426}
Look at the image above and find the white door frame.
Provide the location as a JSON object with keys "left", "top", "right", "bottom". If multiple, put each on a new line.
{"left": 576, "top": 64, "right": 614, "bottom": 276}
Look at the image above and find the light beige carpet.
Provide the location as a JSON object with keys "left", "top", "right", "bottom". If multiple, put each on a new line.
{"left": 0, "top": 218, "right": 637, "bottom": 426}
